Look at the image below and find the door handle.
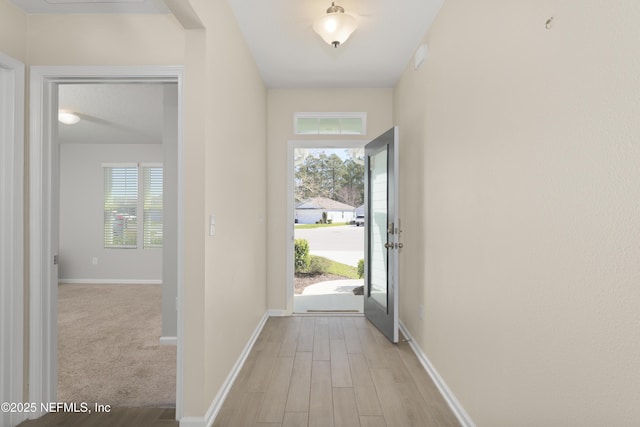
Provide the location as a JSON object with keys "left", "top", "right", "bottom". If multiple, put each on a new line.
{"left": 384, "top": 243, "right": 403, "bottom": 249}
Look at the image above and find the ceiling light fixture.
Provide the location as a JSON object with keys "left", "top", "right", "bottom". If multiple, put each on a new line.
{"left": 312, "top": 2, "right": 357, "bottom": 48}
{"left": 58, "top": 111, "right": 81, "bottom": 125}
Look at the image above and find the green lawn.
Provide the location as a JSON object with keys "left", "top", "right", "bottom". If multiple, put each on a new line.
{"left": 312, "top": 255, "right": 360, "bottom": 279}
{"left": 294, "top": 222, "right": 350, "bottom": 229}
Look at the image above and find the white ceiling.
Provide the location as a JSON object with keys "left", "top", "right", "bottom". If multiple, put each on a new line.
{"left": 227, "top": 0, "right": 442, "bottom": 88}
{"left": 58, "top": 83, "right": 170, "bottom": 145}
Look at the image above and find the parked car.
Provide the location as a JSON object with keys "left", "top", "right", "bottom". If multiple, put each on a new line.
{"left": 354, "top": 215, "right": 365, "bottom": 226}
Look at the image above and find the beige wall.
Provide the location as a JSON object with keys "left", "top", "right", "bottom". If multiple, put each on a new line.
{"left": 0, "top": 0, "right": 27, "bottom": 62}
{"left": 181, "top": 0, "right": 268, "bottom": 417}
{"left": 27, "top": 14, "right": 184, "bottom": 65}
{"left": 394, "top": 0, "right": 640, "bottom": 425}
{"left": 266, "top": 88, "right": 393, "bottom": 312}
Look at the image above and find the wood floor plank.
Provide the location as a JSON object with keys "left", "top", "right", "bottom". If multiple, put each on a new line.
{"left": 370, "top": 368, "right": 412, "bottom": 427}
{"left": 297, "top": 317, "right": 315, "bottom": 352}
{"left": 348, "top": 353, "right": 374, "bottom": 387}
{"left": 267, "top": 316, "right": 288, "bottom": 343}
{"left": 341, "top": 318, "right": 363, "bottom": 354}
{"left": 396, "top": 370, "right": 439, "bottom": 427}
{"left": 354, "top": 316, "right": 369, "bottom": 329}
{"left": 126, "top": 407, "right": 167, "bottom": 427}
{"left": 309, "top": 360, "right": 334, "bottom": 427}
{"left": 348, "top": 353, "right": 383, "bottom": 416}
{"left": 258, "top": 356, "right": 295, "bottom": 423}
{"left": 359, "top": 415, "right": 388, "bottom": 427}
{"left": 313, "top": 317, "right": 330, "bottom": 361}
{"left": 254, "top": 318, "right": 275, "bottom": 351}
{"left": 395, "top": 341, "right": 461, "bottom": 427}
{"left": 376, "top": 338, "right": 412, "bottom": 385}
{"left": 279, "top": 316, "right": 302, "bottom": 357}
{"left": 332, "top": 387, "right": 361, "bottom": 427}
{"left": 282, "top": 412, "right": 309, "bottom": 427}
{"left": 328, "top": 317, "right": 345, "bottom": 339}
{"left": 358, "top": 327, "right": 388, "bottom": 369}
{"left": 225, "top": 392, "right": 264, "bottom": 427}
{"left": 246, "top": 341, "right": 281, "bottom": 392}
{"left": 17, "top": 408, "right": 178, "bottom": 427}
{"left": 330, "top": 338, "right": 353, "bottom": 387}
{"left": 285, "top": 352, "right": 313, "bottom": 412}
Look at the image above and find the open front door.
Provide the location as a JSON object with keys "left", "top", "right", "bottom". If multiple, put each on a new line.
{"left": 364, "top": 127, "right": 400, "bottom": 343}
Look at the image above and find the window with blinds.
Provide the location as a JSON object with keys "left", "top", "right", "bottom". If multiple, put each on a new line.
{"left": 143, "top": 165, "right": 163, "bottom": 249}
{"left": 103, "top": 163, "right": 163, "bottom": 249}
{"left": 103, "top": 164, "right": 138, "bottom": 249}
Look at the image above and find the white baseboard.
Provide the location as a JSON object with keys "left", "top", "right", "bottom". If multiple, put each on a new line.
{"left": 180, "top": 311, "right": 270, "bottom": 427}
{"left": 268, "top": 309, "right": 287, "bottom": 317}
{"left": 160, "top": 336, "right": 177, "bottom": 346}
{"left": 58, "top": 279, "right": 162, "bottom": 285}
{"left": 398, "top": 321, "right": 475, "bottom": 427}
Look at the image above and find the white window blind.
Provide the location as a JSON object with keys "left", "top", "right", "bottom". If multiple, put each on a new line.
{"left": 103, "top": 164, "right": 138, "bottom": 249}
{"left": 143, "top": 165, "right": 163, "bottom": 249}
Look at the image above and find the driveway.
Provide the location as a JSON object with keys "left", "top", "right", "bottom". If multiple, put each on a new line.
{"left": 295, "top": 225, "right": 364, "bottom": 267}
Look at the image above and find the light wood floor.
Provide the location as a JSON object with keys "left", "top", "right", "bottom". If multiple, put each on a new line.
{"left": 17, "top": 407, "right": 177, "bottom": 427}
{"left": 17, "top": 316, "right": 460, "bottom": 427}
{"left": 214, "top": 316, "right": 460, "bottom": 427}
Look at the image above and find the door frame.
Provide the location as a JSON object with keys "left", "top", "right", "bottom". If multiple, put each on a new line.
{"left": 0, "top": 51, "right": 25, "bottom": 427}
{"left": 28, "top": 65, "right": 185, "bottom": 419}
{"left": 286, "top": 139, "right": 367, "bottom": 314}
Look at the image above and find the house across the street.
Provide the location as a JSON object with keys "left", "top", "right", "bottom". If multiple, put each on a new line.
{"left": 295, "top": 197, "right": 355, "bottom": 224}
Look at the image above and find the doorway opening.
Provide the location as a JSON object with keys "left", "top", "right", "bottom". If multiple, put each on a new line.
{"left": 29, "top": 66, "right": 184, "bottom": 420}
{"left": 288, "top": 141, "right": 366, "bottom": 313}
{"left": 56, "top": 82, "right": 176, "bottom": 408}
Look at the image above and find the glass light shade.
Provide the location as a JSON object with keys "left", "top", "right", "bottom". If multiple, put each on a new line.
{"left": 313, "top": 11, "right": 357, "bottom": 47}
{"left": 58, "top": 111, "right": 80, "bottom": 125}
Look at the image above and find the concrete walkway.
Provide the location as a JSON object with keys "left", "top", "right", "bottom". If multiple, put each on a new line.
{"left": 301, "top": 279, "right": 364, "bottom": 295}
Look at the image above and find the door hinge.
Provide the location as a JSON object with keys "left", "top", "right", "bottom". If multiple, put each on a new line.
{"left": 53, "top": 255, "right": 59, "bottom": 265}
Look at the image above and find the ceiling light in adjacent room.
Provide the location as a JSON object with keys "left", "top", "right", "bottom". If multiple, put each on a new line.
{"left": 313, "top": 2, "right": 357, "bottom": 48}
{"left": 58, "top": 111, "right": 81, "bottom": 125}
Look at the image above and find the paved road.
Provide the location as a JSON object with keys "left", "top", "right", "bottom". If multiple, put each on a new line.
{"left": 295, "top": 225, "right": 364, "bottom": 267}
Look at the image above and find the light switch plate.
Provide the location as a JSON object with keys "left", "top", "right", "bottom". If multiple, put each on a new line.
{"left": 209, "top": 215, "right": 215, "bottom": 236}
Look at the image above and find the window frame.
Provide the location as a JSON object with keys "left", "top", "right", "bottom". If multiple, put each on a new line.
{"left": 102, "top": 162, "right": 164, "bottom": 250}
{"left": 294, "top": 112, "right": 367, "bottom": 136}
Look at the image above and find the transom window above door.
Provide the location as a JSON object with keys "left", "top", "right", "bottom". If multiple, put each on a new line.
{"left": 294, "top": 112, "right": 367, "bottom": 135}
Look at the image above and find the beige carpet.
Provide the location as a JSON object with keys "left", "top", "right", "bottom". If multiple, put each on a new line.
{"left": 57, "top": 283, "right": 176, "bottom": 408}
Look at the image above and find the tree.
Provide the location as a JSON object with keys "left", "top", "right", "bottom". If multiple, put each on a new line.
{"left": 294, "top": 150, "right": 364, "bottom": 206}
{"left": 338, "top": 158, "right": 365, "bottom": 207}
